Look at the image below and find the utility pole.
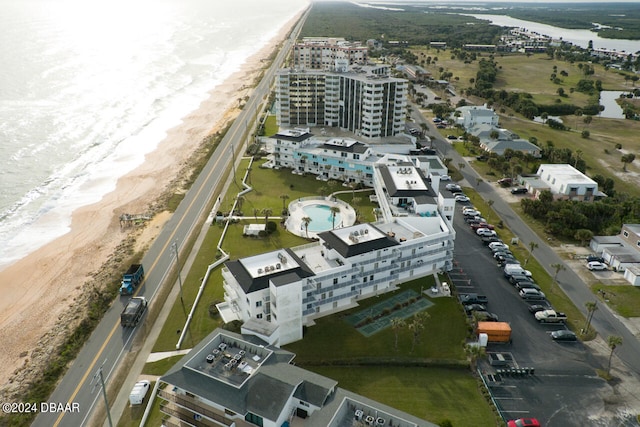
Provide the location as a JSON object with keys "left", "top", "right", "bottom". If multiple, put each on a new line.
{"left": 171, "top": 241, "right": 186, "bottom": 318}
{"left": 91, "top": 360, "right": 113, "bottom": 427}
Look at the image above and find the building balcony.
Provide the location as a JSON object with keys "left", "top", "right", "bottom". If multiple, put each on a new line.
{"left": 159, "top": 389, "right": 237, "bottom": 427}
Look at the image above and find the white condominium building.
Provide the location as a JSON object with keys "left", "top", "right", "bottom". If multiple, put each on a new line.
{"left": 276, "top": 61, "right": 408, "bottom": 138}
{"left": 293, "top": 37, "right": 368, "bottom": 70}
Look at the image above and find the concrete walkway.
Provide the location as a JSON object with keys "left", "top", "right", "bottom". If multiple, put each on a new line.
{"left": 146, "top": 349, "right": 191, "bottom": 363}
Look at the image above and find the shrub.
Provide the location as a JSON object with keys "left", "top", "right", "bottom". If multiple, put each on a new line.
{"left": 266, "top": 221, "right": 278, "bottom": 234}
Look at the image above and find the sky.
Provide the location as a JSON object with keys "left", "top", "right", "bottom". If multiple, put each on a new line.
{"left": 352, "top": 0, "right": 640, "bottom": 3}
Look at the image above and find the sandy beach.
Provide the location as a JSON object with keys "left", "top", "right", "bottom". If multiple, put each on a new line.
{"left": 0, "top": 14, "right": 299, "bottom": 398}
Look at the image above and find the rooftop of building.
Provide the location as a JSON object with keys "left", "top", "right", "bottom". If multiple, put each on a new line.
{"left": 318, "top": 223, "right": 400, "bottom": 258}
{"left": 225, "top": 248, "right": 315, "bottom": 293}
{"left": 270, "top": 128, "right": 315, "bottom": 142}
{"left": 623, "top": 224, "right": 640, "bottom": 236}
{"left": 161, "top": 329, "right": 437, "bottom": 426}
{"left": 537, "top": 164, "right": 596, "bottom": 185}
{"left": 320, "top": 138, "right": 369, "bottom": 154}
{"left": 378, "top": 165, "right": 437, "bottom": 201}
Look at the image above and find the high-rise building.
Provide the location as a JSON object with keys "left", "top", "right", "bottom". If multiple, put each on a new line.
{"left": 292, "top": 37, "right": 368, "bottom": 70}
{"left": 277, "top": 62, "right": 407, "bottom": 138}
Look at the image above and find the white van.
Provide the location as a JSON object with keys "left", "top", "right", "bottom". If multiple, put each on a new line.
{"left": 129, "top": 380, "right": 151, "bottom": 405}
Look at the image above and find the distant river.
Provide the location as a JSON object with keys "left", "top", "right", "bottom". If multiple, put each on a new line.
{"left": 465, "top": 14, "right": 640, "bottom": 53}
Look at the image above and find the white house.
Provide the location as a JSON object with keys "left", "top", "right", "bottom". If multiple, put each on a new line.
{"left": 159, "top": 329, "right": 437, "bottom": 427}
{"left": 456, "top": 105, "right": 499, "bottom": 129}
{"left": 533, "top": 164, "right": 604, "bottom": 201}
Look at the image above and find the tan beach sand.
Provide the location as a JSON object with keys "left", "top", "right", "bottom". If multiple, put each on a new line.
{"left": 0, "top": 14, "right": 299, "bottom": 396}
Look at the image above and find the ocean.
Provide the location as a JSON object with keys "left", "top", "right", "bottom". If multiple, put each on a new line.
{"left": 0, "top": 0, "right": 307, "bottom": 270}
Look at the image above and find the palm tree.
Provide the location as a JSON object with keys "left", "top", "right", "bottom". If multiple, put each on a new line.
{"left": 235, "top": 195, "right": 245, "bottom": 212}
{"left": 390, "top": 318, "right": 406, "bottom": 351}
{"left": 253, "top": 208, "right": 259, "bottom": 221}
{"left": 261, "top": 208, "right": 273, "bottom": 226}
{"left": 464, "top": 344, "right": 486, "bottom": 372}
{"left": 408, "top": 312, "right": 430, "bottom": 352}
{"left": 551, "top": 263, "right": 566, "bottom": 282}
{"left": 302, "top": 216, "right": 312, "bottom": 238}
{"left": 330, "top": 206, "right": 340, "bottom": 229}
{"left": 607, "top": 335, "right": 623, "bottom": 375}
{"left": 280, "top": 194, "right": 290, "bottom": 212}
{"left": 486, "top": 200, "right": 494, "bottom": 223}
{"left": 524, "top": 242, "right": 538, "bottom": 267}
{"left": 583, "top": 301, "right": 598, "bottom": 334}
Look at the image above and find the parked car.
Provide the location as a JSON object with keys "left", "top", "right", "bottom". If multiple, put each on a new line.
{"left": 447, "top": 135, "right": 457, "bottom": 140}
{"left": 587, "top": 254, "right": 605, "bottom": 263}
{"left": 520, "top": 288, "right": 546, "bottom": 300}
{"left": 462, "top": 206, "right": 478, "bottom": 214}
{"left": 476, "top": 155, "right": 488, "bottom": 162}
{"left": 460, "top": 293, "right": 488, "bottom": 305}
{"left": 515, "top": 281, "right": 542, "bottom": 292}
{"left": 474, "top": 311, "right": 499, "bottom": 322}
{"left": 464, "top": 303, "right": 487, "bottom": 313}
{"left": 446, "top": 183, "right": 462, "bottom": 193}
{"left": 488, "top": 242, "right": 509, "bottom": 251}
{"left": 495, "top": 253, "right": 518, "bottom": 264}
{"left": 440, "top": 174, "right": 452, "bottom": 181}
{"left": 454, "top": 195, "right": 470, "bottom": 203}
{"left": 465, "top": 210, "right": 483, "bottom": 218}
{"left": 497, "top": 177, "right": 513, "bottom": 187}
{"left": 476, "top": 228, "right": 497, "bottom": 237}
{"left": 551, "top": 330, "right": 577, "bottom": 341}
{"left": 507, "top": 418, "right": 541, "bottom": 427}
{"left": 587, "top": 261, "right": 608, "bottom": 271}
{"left": 511, "top": 187, "right": 528, "bottom": 194}
{"left": 481, "top": 236, "right": 502, "bottom": 245}
{"left": 528, "top": 304, "right": 552, "bottom": 314}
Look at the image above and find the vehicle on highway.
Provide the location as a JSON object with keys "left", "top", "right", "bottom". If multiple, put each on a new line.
{"left": 464, "top": 303, "right": 487, "bottom": 313}
{"left": 528, "top": 304, "right": 552, "bottom": 314}
{"left": 476, "top": 228, "right": 497, "bottom": 237}
{"left": 587, "top": 261, "right": 608, "bottom": 271}
{"left": 519, "top": 288, "right": 546, "bottom": 300}
{"left": 507, "top": 418, "right": 541, "bottom": 427}
{"left": 454, "top": 195, "right": 470, "bottom": 203}
{"left": 511, "top": 187, "right": 528, "bottom": 194}
{"left": 551, "top": 330, "right": 578, "bottom": 341}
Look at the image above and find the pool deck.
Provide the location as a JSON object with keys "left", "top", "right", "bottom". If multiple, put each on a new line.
{"left": 285, "top": 196, "right": 356, "bottom": 240}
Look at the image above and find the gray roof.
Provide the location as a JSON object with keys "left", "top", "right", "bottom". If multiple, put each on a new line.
{"left": 160, "top": 329, "right": 437, "bottom": 427}
{"left": 591, "top": 235, "right": 624, "bottom": 244}
{"left": 484, "top": 139, "right": 540, "bottom": 154}
{"left": 320, "top": 141, "right": 369, "bottom": 154}
{"left": 225, "top": 248, "right": 315, "bottom": 294}
{"left": 624, "top": 224, "right": 640, "bottom": 236}
{"left": 318, "top": 225, "right": 400, "bottom": 258}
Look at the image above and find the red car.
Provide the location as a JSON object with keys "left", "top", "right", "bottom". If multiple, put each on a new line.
{"left": 470, "top": 222, "right": 495, "bottom": 230}
{"left": 507, "top": 418, "right": 541, "bottom": 427}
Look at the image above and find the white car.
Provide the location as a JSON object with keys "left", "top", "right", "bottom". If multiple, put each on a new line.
{"left": 455, "top": 195, "right": 470, "bottom": 203}
{"left": 476, "top": 228, "right": 497, "bottom": 237}
{"left": 488, "top": 242, "right": 509, "bottom": 251}
{"left": 587, "top": 261, "right": 608, "bottom": 271}
{"left": 440, "top": 175, "right": 451, "bottom": 181}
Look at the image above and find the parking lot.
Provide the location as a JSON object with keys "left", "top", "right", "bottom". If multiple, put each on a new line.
{"left": 449, "top": 201, "right": 629, "bottom": 426}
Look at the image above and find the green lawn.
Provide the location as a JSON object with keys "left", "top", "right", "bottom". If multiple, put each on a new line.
{"left": 311, "top": 366, "right": 495, "bottom": 427}
{"left": 591, "top": 284, "right": 640, "bottom": 318}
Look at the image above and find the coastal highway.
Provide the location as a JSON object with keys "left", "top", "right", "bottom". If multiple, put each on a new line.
{"left": 32, "top": 8, "right": 309, "bottom": 427}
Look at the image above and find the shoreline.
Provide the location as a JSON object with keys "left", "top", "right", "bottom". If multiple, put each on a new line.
{"left": 0, "top": 13, "right": 299, "bottom": 396}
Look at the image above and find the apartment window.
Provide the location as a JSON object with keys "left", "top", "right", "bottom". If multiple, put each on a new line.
{"left": 256, "top": 301, "right": 262, "bottom": 307}
{"left": 321, "top": 293, "right": 326, "bottom": 300}
{"left": 257, "top": 314, "right": 263, "bottom": 319}
{"left": 333, "top": 278, "right": 338, "bottom": 285}
{"left": 341, "top": 152, "right": 347, "bottom": 157}
{"left": 354, "top": 154, "right": 360, "bottom": 160}
{"left": 623, "top": 231, "right": 629, "bottom": 238}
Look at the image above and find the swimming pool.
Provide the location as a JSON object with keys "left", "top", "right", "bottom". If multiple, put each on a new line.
{"left": 302, "top": 204, "right": 342, "bottom": 232}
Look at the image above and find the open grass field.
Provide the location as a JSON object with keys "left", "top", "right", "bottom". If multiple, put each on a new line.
{"left": 312, "top": 366, "right": 495, "bottom": 427}
{"left": 591, "top": 284, "right": 640, "bottom": 318}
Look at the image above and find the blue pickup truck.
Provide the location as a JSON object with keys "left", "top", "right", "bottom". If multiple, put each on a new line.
{"left": 119, "top": 264, "right": 144, "bottom": 295}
